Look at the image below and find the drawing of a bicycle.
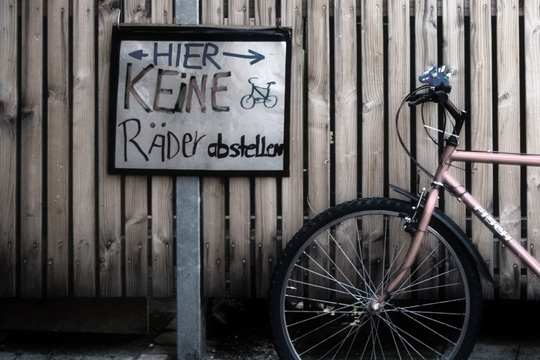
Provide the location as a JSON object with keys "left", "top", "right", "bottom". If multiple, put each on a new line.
{"left": 240, "top": 77, "right": 278, "bottom": 109}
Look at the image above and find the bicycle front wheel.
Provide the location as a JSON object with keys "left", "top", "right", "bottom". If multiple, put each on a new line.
{"left": 269, "top": 197, "right": 483, "bottom": 360}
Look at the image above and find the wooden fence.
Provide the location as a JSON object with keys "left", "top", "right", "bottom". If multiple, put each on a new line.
{"left": 1, "top": 0, "right": 540, "bottom": 301}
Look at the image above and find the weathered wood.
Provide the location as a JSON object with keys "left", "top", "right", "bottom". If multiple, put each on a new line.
{"left": 387, "top": 0, "right": 411, "bottom": 193}
{"left": 332, "top": 0, "right": 358, "bottom": 300}
{"left": 20, "top": 0, "right": 44, "bottom": 298}
{"left": 124, "top": 0, "right": 147, "bottom": 22}
{"left": 228, "top": 0, "right": 249, "bottom": 24}
{"left": 307, "top": 0, "right": 331, "bottom": 215}
{"left": 121, "top": 0, "right": 151, "bottom": 298}
{"left": 280, "top": 0, "right": 305, "bottom": 249}
{"left": 334, "top": 0, "right": 358, "bottom": 204}
{"left": 202, "top": 177, "right": 226, "bottom": 297}
{"left": 153, "top": 0, "right": 174, "bottom": 23}
{"left": 150, "top": 0, "right": 175, "bottom": 298}
{"left": 202, "top": 0, "right": 224, "bottom": 25}
{"left": 414, "top": 0, "right": 438, "bottom": 192}
{"left": 202, "top": 0, "right": 226, "bottom": 298}
{"left": 470, "top": 0, "right": 495, "bottom": 299}
{"left": 151, "top": 176, "right": 174, "bottom": 297}
{"left": 361, "top": 0, "right": 385, "bottom": 197}
{"left": 0, "top": 0, "right": 18, "bottom": 297}
{"left": 497, "top": 0, "right": 521, "bottom": 300}
{"left": 227, "top": 0, "right": 252, "bottom": 297}
{"left": 442, "top": 0, "right": 467, "bottom": 242}
{"left": 5, "top": 0, "right": 540, "bottom": 301}
{"left": 253, "top": 0, "right": 276, "bottom": 25}
{"left": 525, "top": 0, "right": 540, "bottom": 300}
{"left": 98, "top": 0, "right": 123, "bottom": 297}
{"left": 253, "top": 0, "right": 277, "bottom": 298}
{"left": 47, "top": 0, "right": 70, "bottom": 296}
{"left": 72, "top": 0, "right": 97, "bottom": 297}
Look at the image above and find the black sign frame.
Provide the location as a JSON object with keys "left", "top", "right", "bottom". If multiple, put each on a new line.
{"left": 108, "top": 25, "right": 292, "bottom": 176}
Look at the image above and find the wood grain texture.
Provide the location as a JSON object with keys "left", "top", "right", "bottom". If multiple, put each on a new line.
{"left": 201, "top": 0, "right": 227, "bottom": 298}
{"left": 334, "top": 0, "right": 358, "bottom": 204}
{"left": 524, "top": 0, "right": 540, "bottom": 300}
{"left": 470, "top": 0, "right": 495, "bottom": 299}
{"left": 415, "top": 0, "right": 438, "bottom": 193}
{"left": 497, "top": 0, "right": 521, "bottom": 300}
{"left": 149, "top": 0, "right": 174, "bottom": 298}
{"left": 98, "top": 0, "right": 123, "bottom": 297}
{"left": 253, "top": 0, "right": 277, "bottom": 298}
{"left": 72, "top": 0, "right": 97, "bottom": 297}
{"left": 387, "top": 0, "right": 411, "bottom": 193}
{"left": 0, "top": 0, "right": 18, "bottom": 297}
{"left": 361, "top": 0, "right": 385, "bottom": 197}
{"left": 442, "top": 0, "right": 467, "bottom": 241}
{"left": 20, "top": 0, "right": 44, "bottom": 298}
{"left": 47, "top": 0, "right": 70, "bottom": 296}
{"left": 280, "top": 0, "right": 305, "bottom": 250}
{"left": 307, "top": 0, "right": 331, "bottom": 215}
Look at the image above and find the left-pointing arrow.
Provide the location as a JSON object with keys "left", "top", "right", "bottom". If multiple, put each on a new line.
{"left": 128, "top": 50, "right": 149, "bottom": 60}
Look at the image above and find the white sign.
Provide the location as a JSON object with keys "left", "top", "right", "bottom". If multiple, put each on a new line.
{"left": 109, "top": 26, "right": 291, "bottom": 175}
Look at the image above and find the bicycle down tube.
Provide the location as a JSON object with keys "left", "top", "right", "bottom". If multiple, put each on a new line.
{"left": 444, "top": 150, "right": 540, "bottom": 279}
{"left": 378, "top": 146, "right": 540, "bottom": 306}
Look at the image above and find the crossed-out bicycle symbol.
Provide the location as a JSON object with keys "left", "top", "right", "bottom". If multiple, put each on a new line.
{"left": 240, "top": 77, "right": 278, "bottom": 109}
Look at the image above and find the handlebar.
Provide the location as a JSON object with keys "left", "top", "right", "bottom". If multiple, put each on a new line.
{"left": 406, "top": 66, "right": 468, "bottom": 146}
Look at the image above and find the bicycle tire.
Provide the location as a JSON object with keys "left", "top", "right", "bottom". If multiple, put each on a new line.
{"left": 264, "top": 95, "right": 278, "bottom": 108}
{"left": 241, "top": 94, "right": 255, "bottom": 109}
{"left": 269, "top": 197, "right": 483, "bottom": 360}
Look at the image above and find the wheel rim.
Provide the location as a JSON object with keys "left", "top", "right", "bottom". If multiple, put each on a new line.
{"left": 278, "top": 210, "right": 471, "bottom": 359}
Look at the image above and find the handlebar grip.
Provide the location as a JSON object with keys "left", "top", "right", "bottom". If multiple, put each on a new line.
{"left": 419, "top": 66, "right": 452, "bottom": 92}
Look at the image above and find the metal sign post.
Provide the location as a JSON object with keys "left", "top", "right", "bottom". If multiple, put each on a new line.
{"left": 175, "top": 3, "right": 203, "bottom": 360}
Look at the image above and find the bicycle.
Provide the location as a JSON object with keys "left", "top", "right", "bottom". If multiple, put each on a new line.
{"left": 240, "top": 77, "right": 278, "bottom": 109}
{"left": 268, "top": 66, "right": 540, "bottom": 359}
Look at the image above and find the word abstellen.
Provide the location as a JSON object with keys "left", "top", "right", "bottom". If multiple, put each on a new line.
{"left": 208, "top": 133, "right": 285, "bottom": 158}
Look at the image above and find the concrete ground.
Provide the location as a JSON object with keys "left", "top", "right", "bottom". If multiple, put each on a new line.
{"left": 0, "top": 299, "right": 539, "bottom": 360}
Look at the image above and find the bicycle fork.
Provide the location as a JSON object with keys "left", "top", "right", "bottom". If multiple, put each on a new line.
{"left": 370, "top": 184, "right": 441, "bottom": 311}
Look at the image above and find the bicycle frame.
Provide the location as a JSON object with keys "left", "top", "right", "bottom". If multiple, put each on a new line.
{"left": 377, "top": 144, "right": 540, "bottom": 306}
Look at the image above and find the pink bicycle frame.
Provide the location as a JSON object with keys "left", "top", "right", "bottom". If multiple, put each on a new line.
{"left": 376, "top": 144, "right": 540, "bottom": 306}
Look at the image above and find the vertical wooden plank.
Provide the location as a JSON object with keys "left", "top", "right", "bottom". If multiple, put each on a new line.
{"left": 497, "top": 0, "right": 521, "bottom": 300}
{"left": 201, "top": 0, "right": 226, "bottom": 298}
{"left": 152, "top": 0, "right": 174, "bottom": 23}
{"left": 124, "top": 0, "right": 147, "bottom": 22}
{"left": 47, "top": 0, "right": 70, "bottom": 297}
{"left": 387, "top": 0, "right": 410, "bottom": 193}
{"left": 334, "top": 0, "right": 357, "bottom": 204}
{"left": 525, "top": 0, "right": 540, "bottom": 300}
{"left": 470, "top": 0, "right": 494, "bottom": 299}
{"left": 333, "top": 0, "right": 358, "bottom": 296}
{"left": 20, "top": 0, "right": 44, "bottom": 297}
{"left": 361, "top": 0, "right": 384, "bottom": 198}
{"left": 72, "top": 0, "right": 97, "bottom": 297}
{"left": 253, "top": 0, "right": 277, "bottom": 298}
{"left": 228, "top": 0, "right": 249, "bottom": 24}
{"left": 98, "top": 0, "right": 123, "bottom": 297}
{"left": 253, "top": 0, "right": 275, "bottom": 26}
{"left": 0, "top": 0, "right": 18, "bottom": 297}
{"left": 442, "top": 0, "right": 467, "bottom": 237}
{"left": 227, "top": 0, "right": 252, "bottom": 297}
{"left": 122, "top": 0, "right": 149, "bottom": 297}
{"left": 307, "top": 0, "right": 330, "bottom": 215}
{"left": 150, "top": 177, "right": 174, "bottom": 293}
{"left": 202, "top": 0, "right": 224, "bottom": 25}
{"left": 415, "top": 0, "right": 438, "bottom": 192}
{"left": 280, "top": 0, "right": 304, "bottom": 249}
{"left": 150, "top": 0, "right": 174, "bottom": 298}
